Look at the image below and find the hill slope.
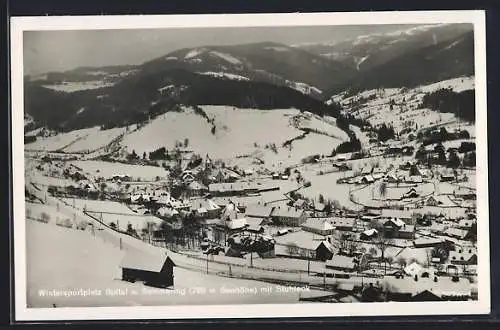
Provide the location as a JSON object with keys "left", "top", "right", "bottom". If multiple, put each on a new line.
{"left": 25, "top": 68, "right": 343, "bottom": 132}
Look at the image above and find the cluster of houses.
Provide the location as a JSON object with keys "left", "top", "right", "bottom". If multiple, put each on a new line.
{"left": 33, "top": 143, "right": 478, "bottom": 301}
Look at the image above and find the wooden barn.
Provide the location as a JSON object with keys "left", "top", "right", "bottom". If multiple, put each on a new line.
{"left": 120, "top": 252, "right": 175, "bottom": 288}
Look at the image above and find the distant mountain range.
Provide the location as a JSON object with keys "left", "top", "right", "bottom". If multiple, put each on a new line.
{"left": 326, "top": 29, "right": 475, "bottom": 94}
{"left": 295, "top": 23, "right": 473, "bottom": 72}
{"left": 24, "top": 24, "right": 475, "bottom": 132}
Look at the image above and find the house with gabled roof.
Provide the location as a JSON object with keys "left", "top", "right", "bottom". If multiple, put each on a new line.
{"left": 448, "top": 247, "right": 477, "bottom": 265}
{"left": 302, "top": 218, "right": 335, "bottom": 235}
{"left": 120, "top": 251, "right": 175, "bottom": 288}
{"left": 270, "top": 206, "right": 307, "bottom": 226}
{"left": 326, "top": 255, "right": 357, "bottom": 272}
{"left": 315, "top": 241, "right": 335, "bottom": 261}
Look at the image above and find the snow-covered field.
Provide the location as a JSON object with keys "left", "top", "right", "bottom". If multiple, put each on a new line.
{"left": 59, "top": 198, "right": 165, "bottom": 232}
{"left": 123, "top": 106, "right": 295, "bottom": 158}
{"left": 25, "top": 202, "right": 72, "bottom": 223}
{"left": 86, "top": 211, "right": 164, "bottom": 232}
{"left": 29, "top": 173, "right": 74, "bottom": 188}
{"left": 26, "top": 220, "right": 321, "bottom": 308}
{"left": 25, "top": 127, "right": 97, "bottom": 152}
{"left": 25, "top": 126, "right": 125, "bottom": 153}
{"left": 60, "top": 198, "right": 134, "bottom": 214}
{"left": 295, "top": 112, "right": 349, "bottom": 140}
{"left": 71, "top": 160, "right": 168, "bottom": 181}
{"left": 120, "top": 106, "right": 349, "bottom": 164}
{"left": 209, "top": 51, "right": 242, "bottom": 65}
{"left": 42, "top": 81, "right": 115, "bottom": 93}
{"left": 63, "top": 127, "right": 126, "bottom": 153}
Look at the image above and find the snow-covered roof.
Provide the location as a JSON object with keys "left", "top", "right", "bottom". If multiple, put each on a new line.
{"left": 245, "top": 203, "right": 273, "bottom": 218}
{"left": 362, "top": 228, "right": 378, "bottom": 237}
{"left": 385, "top": 276, "right": 472, "bottom": 298}
{"left": 326, "top": 255, "right": 356, "bottom": 270}
{"left": 330, "top": 217, "right": 356, "bottom": 229}
{"left": 188, "top": 181, "right": 208, "bottom": 191}
{"left": 413, "top": 237, "right": 444, "bottom": 246}
{"left": 317, "top": 240, "right": 335, "bottom": 253}
{"left": 302, "top": 218, "right": 334, "bottom": 232}
{"left": 225, "top": 218, "right": 247, "bottom": 230}
{"left": 271, "top": 206, "right": 304, "bottom": 219}
{"left": 444, "top": 227, "right": 469, "bottom": 239}
{"left": 384, "top": 218, "right": 406, "bottom": 228}
{"left": 120, "top": 251, "right": 174, "bottom": 273}
{"left": 381, "top": 209, "right": 413, "bottom": 219}
{"left": 449, "top": 247, "right": 477, "bottom": 263}
{"left": 157, "top": 207, "right": 179, "bottom": 217}
{"left": 404, "top": 262, "right": 424, "bottom": 277}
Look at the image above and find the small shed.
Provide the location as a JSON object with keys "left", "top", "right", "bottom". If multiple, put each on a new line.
{"left": 120, "top": 252, "right": 175, "bottom": 288}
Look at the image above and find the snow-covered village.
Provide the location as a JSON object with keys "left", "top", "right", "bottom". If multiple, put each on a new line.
{"left": 20, "top": 21, "right": 482, "bottom": 308}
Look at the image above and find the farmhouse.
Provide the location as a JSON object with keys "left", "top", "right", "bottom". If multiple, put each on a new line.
{"left": 360, "top": 228, "right": 378, "bottom": 240}
{"left": 302, "top": 218, "right": 335, "bottom": 235}
{"left": 383, "top": 218, "right": 415, "bottom": 239}
{"left": 156, "top": 207, "right": 179, "bottom": 219}
{"left": 330, "top": 217, "right": 356, "bottom": 231}
{"left": 270, "top": 206, "right": 307, "bottom": 226}
{"left": 326, "top": 255, "right": 357, "bottom": 272}
{"left": 120, "top": 252, "right": 175, "bottom": 288}
{"left": 190, "top": 198, "right": 221, "bottom": 219}
{"left": 448, "top": 248, "right": 477, "bottom": 265}
{"left": 244, "top": 218, "right": 265, "bottom": 233}
{"left": 244, "top": 203, "right": 274, "bottom": 221}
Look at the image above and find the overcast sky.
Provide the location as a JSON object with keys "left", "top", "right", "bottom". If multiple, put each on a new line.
{"left": 24, "top": 24, "right": 421, "bottom": 75}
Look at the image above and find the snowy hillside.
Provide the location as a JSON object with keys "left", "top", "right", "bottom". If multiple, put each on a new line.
{"left": 42, "top": 81, "right": 116, "bottom": 93}
{"left": 121, "top": 106, "right": 301, "bottom": 159}
{"left": 120, "top": 105, "right": 349, "bottom": 164}
{"left": 331, "top": 76, "right": 476, "bottom": 137}
{"left": 25, "top": 126, "right": 126, "bottom": 153}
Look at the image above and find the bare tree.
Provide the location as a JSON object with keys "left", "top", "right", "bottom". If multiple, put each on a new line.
{"left": 379, "top": 181, "right": 388, "bottom": 200}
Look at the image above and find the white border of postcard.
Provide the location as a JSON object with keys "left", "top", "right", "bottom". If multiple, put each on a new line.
{"left": 11, "top": 10, "right": 489, "bottom": 321}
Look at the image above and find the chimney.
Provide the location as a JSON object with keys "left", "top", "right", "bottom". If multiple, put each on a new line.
{"left": 414, "top": 275, "right": 418, "bottom": 282}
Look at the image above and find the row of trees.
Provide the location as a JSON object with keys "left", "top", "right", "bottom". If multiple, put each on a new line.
{"left": 420, "top": 88, "right": 475, "bottom": 123}
{"left": 417, "top": 126, "right": 470, "bottom": 146}
{"left": 415, "top": 143, "right": 475, "bottom": 168}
